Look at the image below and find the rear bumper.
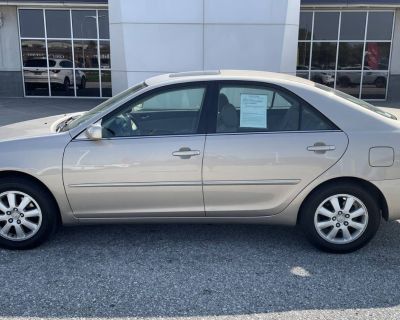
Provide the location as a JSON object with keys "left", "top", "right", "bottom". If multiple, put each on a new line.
{"left": 371, "top": 179, "right": 400, "bottom": 221}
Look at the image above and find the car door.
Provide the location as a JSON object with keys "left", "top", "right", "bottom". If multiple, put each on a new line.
{"left": 63, "top": 82, "right": 210, "bottom": 218}
{"left": 203, "top": 81, "right": 349, "bottom": 217}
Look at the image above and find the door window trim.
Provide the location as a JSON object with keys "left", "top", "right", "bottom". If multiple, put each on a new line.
{"left": 206, "top": 80, "right": 341, "bottom": 135}
{"left": 77, "top": 81, "right": 213, "bottom": 141}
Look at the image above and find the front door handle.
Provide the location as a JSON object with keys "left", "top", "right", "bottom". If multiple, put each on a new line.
{"left": 307, "top": 143, "right": 336, "bottom": 153}
{"left": 172, "top": 147, "right": 201, "bottom": 159}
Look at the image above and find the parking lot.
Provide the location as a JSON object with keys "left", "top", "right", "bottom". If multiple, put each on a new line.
{"left": 1, "top": 222, "right": 400, "bottom": 319}
{"left": 1, "top": 98, "right": 400, "bottom": 320}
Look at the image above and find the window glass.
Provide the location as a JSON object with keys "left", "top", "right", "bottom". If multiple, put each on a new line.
{"left": 367, "top": 12, "right": 394, "bottom": 41}
{"left": 216, "top": 85, "right": 335, "bottom": 133}
{"left": 337, "top": 72, "right": 361, "bottom": 97}
{"left": 338, "top": 42, "right": 364, "bottom": 70}
{"left": 101, "top": 70, "right": 112, "bottom": 97}
{"left": 311, "top": 71, "right": 335, "bottom": 88}
{"left": 364, "top": 42, "right": 391, "bottom": 70}
{"left": 312, "top": 42, "right": 337, "bottom": 70}
{"left": 340, "top": 12, "right": 366, "bottom": 40}
{"left": 76, "top": 70, "right": 100, "bottom": 97}
{"left": 46, "top": 10, "right": 71, "bottom": 38}
{"left": 19, "top": 9, "right": 45, "bottom": 38}
{"left": 98, "top": 10, "right": 110, "bottom": 39}
{"left": 299, "top": 12, "right": 313, "bottom": 41}
{"left": 50, "top": 69, "right": 74, "bottom": 97}
{"left": 297, "top": 42, "right": 310, "bottom": 70}
{"left": 47, "top": 40, "right": 73, "bottom": 66}
{"left": 72, "top": 10, "right": 97, "bottom": 39}
{"left": 99, "top": 41, "right": 111, "bottom": 69}
{"left": 313, "top": 12, "right": 339, "bottom": 40}
{"left": 21, "top": 40, "right": 47, "bottom": 67}
{"left": 361, "top": 72, "right": 388, "bottom": 100}
{"left": 102, "top": 86, "right": 206, "bottom": 137}
{"left": 23, "top": 69, "right": 49, "bottom": 96}
{"left": 74, "top": 40, "right": 99, "bottom": 68}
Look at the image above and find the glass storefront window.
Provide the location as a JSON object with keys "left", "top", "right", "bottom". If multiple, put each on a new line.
{"left": 18, "top": 9, "right": 111, "bottom": 98}
{"left": 338, "top": 42, "right": 364, "bottom": 70}
{"left": 297, "top": 10, "right": 394, "bottom": 100}
{"left": 311, "top": 42, "right": 337, "bottom": 70}
{"left": 46, "top": 10, "right": 71, "bottom": 38}
{"left": 19, "top": 9, "right": 45, "bottom": 38}
{"left": 313, "top": 12, "right": 340, "bottom": 41}
{"left": 340, "top": 12, "right": 366, "bottom": 41}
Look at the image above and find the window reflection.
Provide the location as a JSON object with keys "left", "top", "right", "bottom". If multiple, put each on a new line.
{"left": 367, "top": 12, "right": 394, "bottom": 41}
{"left": 312, "top": 42, "right": 337, "bottom": 70}
{"left": 46, "top": 10, "right": 71, "bottom": 38}
{"left": 299, "top": 12, "right": 312, "bottom": 41}
{"left": 361, "top": 72, "right": 387, "bottom": 99}
{"left": 313, "top": 12, "right": 339, "bottom": 40}
{"left": 338, "top": 43, "right": 363, "bottom": 70}
{"left": 311, "top": 71, "right": 335, "bottom": 88}
{"left": 19, "top": 9, "right": 45, "bottom": 38}
{"left": 47, "top": 40, "right": 73, "bottom": 65}
{"left": 340, "top": 12, "right": 366, "bottom": 41}
{"left": 19, "top": 8, "right": 111, "bottom": 97}
{"left": 76, "top": 70, "right": 100, "bottom": 97}
{"left": 297, "top": 42, "right": 310, "bottom": 70}
{"left": 101, "top": 71, "right": 112, "bottom": 97}
{"left": 337, "top": 72, "right": 361, "bottom": 97}
{"left": 364, "top": 42, "right": 391, "bottom": 70}
{"left": 74, "top": 40, "right": 99, "bottom": 68}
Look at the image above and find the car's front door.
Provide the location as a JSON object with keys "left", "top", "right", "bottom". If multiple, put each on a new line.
{"left": 203, "top": 81, "right": 349, "bottom": 217}
{"left": 63, "top": 83, "right": 210, "bottom": 218}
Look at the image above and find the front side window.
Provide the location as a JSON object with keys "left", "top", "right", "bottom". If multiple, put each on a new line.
{"left": 102, "top": 86, "right": 206, "bottom": 138}
{"left": 216, "top": 85, "right": 336, "bottom": 133}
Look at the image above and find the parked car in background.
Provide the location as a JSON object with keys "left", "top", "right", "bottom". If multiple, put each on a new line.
{"left": 24, "top": 58, "right": 86, "bottom": 92}
{"left": 0, "top": 70, "right": 399, "bottom": 253}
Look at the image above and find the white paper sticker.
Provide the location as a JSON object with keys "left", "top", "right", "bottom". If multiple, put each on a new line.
{"left": 240, "top": 94, "right": 268, "bottom": 128}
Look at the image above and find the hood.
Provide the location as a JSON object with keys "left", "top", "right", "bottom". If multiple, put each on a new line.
{"left": 0, "top": 112, "right": 84, "bottom": 141}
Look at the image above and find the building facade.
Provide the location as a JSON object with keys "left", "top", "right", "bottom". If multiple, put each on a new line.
{"left": 0, "top": 0, "right": 398, "bottom": 102}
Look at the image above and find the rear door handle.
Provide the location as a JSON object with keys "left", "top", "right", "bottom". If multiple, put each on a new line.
{"left": 307, "top": 143, "right": 336, "bottom": 153}
{"left": 172, "top": 147, "right": 201, "bottom": 159}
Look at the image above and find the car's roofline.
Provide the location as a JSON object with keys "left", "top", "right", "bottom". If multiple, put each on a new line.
{"left": 145, "top": 70, "right": 316, "bottom": 88}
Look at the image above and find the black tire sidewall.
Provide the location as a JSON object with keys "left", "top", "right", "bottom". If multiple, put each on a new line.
{"left": 0, "top": 178, "right": 58, "bottom": 250}
{"left": 300, "top": 183, "right": 381, "bottom": 253}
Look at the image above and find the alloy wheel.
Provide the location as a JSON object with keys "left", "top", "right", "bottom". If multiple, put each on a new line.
{"left": 0, "top": 191, "right": 42, "bottom": 241}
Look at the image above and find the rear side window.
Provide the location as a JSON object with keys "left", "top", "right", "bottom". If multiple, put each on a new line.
{"left": 216, "top": 84, "right": 337, "bottom": 133}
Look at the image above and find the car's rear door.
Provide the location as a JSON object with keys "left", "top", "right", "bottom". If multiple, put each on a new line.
{"left": 63, "top": 82, "right": 211, "bottom": 218}
{"left": 202, "top": 81, "right": 349, "bottom": 217}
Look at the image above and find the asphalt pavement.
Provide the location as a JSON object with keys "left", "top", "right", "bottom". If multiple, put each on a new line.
{"left": 1, "top": 98, "right": 400, "bottom": 320}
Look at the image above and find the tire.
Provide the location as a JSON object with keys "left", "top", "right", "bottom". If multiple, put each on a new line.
{"left": 299, "top": 183, "right": 381, "bottom": 253}
{"left": 0, "top": 177, "right": 59, "bottom": 250}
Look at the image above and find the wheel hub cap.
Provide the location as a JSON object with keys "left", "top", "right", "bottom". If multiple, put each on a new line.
{"left": 314, "top": 194, "right": 369, "bottom": 245}
{"left": 0, "top": 191, "right": 42, "bottom": 242}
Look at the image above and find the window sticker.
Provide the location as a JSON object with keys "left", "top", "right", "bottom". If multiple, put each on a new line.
{"left": 240, "top": 94, "right": 268, "bottom": 128}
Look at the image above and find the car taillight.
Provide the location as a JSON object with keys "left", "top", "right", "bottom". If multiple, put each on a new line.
{"left": 51, "top": 70, "right": 61, "bottom": 73}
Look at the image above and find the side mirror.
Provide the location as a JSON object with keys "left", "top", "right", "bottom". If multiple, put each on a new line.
{"left": 85, "top": 124, "right": 102, "bottom": 140}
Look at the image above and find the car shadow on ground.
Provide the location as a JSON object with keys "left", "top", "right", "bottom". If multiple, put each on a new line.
{"left": 1, "top": 221, "right": 400, "bottom": 318}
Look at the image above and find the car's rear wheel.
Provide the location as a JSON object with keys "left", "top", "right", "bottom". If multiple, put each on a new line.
{"left": 0, "top": 177, "right": 58, "bottom": 250}
{"left": 300, "top": 183, "right": 381, "bottom": 253}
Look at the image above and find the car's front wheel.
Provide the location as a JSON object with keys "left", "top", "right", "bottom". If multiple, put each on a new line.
{"left": 300, "top": 183, "right": 381, "bottom": 253}
{"left": 0, "top": 177, "right": 58, "bottom": 250}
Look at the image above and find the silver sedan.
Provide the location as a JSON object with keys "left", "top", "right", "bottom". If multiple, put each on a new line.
{"left": 0, "top": 70, "right": 399, "bottom": 252}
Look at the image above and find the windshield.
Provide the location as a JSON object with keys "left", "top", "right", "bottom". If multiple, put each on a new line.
{"left": 315, "top": 83, "right": 397, "bottom": 120}
{"left": 64, "top": 82, "right": 148, "bottom": 131}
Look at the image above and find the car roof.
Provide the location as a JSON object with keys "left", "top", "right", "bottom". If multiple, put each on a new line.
{"left": 145, "top": 70, "right": 315, "bottom": 88}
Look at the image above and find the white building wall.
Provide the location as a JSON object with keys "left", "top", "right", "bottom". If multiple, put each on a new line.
{"left": 109, "top": 0, "right": 301, "bottom": 94}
